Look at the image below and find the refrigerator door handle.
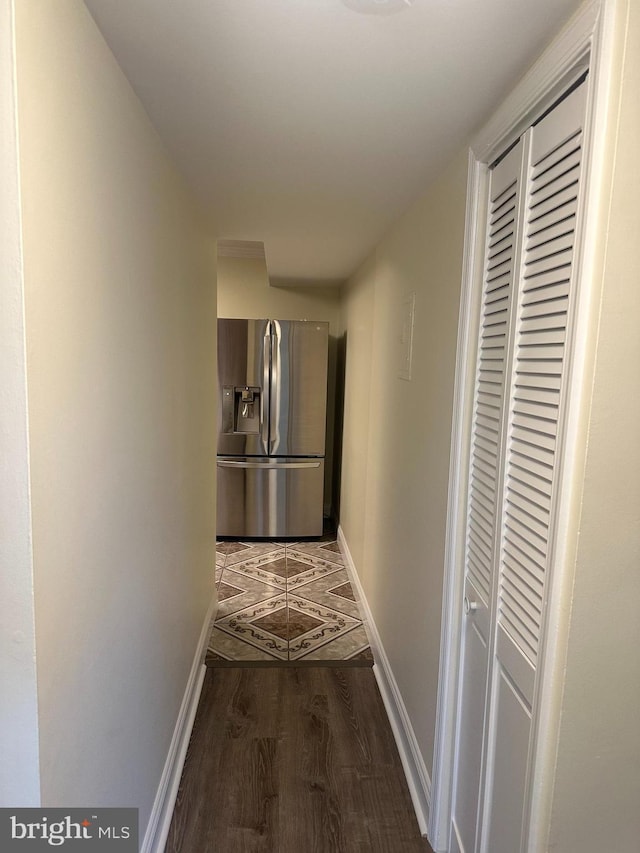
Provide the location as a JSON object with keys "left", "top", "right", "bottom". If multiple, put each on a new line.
{"left": 262, "top": 331, "right": 271, "bottom": 446}
{"left": 217, "top": 460, "right": 321, "bottom": 470}
{"left": 269, "top": 321, "right": 280, "bottom": 453}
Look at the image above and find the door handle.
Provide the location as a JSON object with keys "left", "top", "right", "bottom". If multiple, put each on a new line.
{"left": 262, "top": 333, "right": 271, "bottom": 445}
{"left": 463, "top": 596, "right": 479, "bottom": 615}
{"left": 217, "top": 460, "right": 321, "bottom": 470}
{"left": 270, "top": 324, "right": 280, "bottom": 452}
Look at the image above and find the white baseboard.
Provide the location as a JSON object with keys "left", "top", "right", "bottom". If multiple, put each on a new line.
{"left": 337, "top": 526, "right": 431, "bottom": 838}
{"left": 141, "top": 589, "right": 218, "bottom": 853}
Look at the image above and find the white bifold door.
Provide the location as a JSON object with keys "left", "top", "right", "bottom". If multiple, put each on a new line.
{"left": 451, "top": 80, "right": 588, "bottom": 853}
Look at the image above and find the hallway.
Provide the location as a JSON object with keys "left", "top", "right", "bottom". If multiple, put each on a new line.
{"left": 5, "top": 4, "right": 639, "bottom": 851}
{"left": 165, "top": 666, "right": 434, "bottom": 852}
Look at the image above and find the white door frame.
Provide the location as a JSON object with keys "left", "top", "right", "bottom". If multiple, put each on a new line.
{"left": 429, "top": 1, "right": 622, "bottom": 849}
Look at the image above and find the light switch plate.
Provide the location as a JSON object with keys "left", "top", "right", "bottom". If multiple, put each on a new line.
{"left": 398, "top": 291, "right": 415, "bottom": 381}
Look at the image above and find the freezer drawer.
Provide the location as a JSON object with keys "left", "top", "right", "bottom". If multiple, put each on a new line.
{"left": 216, "top": 457, "right": 325, "bottom": 538}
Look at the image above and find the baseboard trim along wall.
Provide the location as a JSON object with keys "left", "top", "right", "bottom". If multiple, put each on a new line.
{"left": 141, "top": 590, "right": 218, "bottom": 853}
{"left": 337, "top": 526, "right": 432, "bottom": 838}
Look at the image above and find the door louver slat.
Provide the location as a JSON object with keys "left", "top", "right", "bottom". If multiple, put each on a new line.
{"left": 530, "top": 130, "right": 581, "bottom": 178}
{"left": 510, "top": 450, "right": 553, "bottom": 482}
{"left": 529, "top": 184, "right": 579, "bottom": 220}
{"left": 501, "top": 575, "right": 542, "bottom": 620}
{"left": 531, "top": 160, "right": 580, "bottom": 198}
{"left": 465, "top": 173, "right": 519, "bottom": 606}
{"left": 497, "top": 124, "right": 583, "bottom": 666}
{"left": 504, "top": 507, "right": 548, "bottom": 549}
{"left": 520, "top": 297, "right": 569, "bottom": 320}
{"left": 526, "top": 231, "right": 574, "bottom": 261}
{"left": 506, "top": 484, "right": 552, "bottom": 528}
{"left": 527, "top": 218, "right": 575, "bottom": 249}
{"left": 514, "top": 386, "right": 560, "bottom": 408}
{"left": 500, "top": 602, "right": 538, "bottom": 660}
{"left": 514, "top": 371, "right": 561, "bottom": 390}
{"left": 502, "top": 550, "right": 545, "bottom": 592}
{"left": 510, "top": 440, "right": 554, "bottom": 470}
{"left": 521, "top": 273, "right": 571, "bottom": 296}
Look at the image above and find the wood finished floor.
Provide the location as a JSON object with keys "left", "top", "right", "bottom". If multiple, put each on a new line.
{"left": 166, "top": 667, "right": 434, "bottom": 853}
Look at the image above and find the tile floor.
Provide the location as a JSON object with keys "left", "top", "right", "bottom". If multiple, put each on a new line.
{"left": 207, "top": 537, "right": 373, "bottom": 666}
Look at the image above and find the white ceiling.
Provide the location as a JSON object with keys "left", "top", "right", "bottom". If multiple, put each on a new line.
{"left": 84, "top": 0, "right": 582, "bottom": 284}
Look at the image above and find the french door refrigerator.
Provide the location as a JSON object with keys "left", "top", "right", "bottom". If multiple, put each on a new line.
{"left": 216, "top": 318, "right": 328, "bottom": 538}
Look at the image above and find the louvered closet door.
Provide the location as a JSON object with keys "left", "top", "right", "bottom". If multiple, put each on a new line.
{"left": 450, "top": 140, "right": 524, "bottom": 853}
{"left": 481, "top": 82, "right": 587, "bottom": 853}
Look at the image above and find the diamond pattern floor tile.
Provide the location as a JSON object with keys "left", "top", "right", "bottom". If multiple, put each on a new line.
{"left": 224, "top": 541, "right": 284, "bottom": 566}
{"left": 295, "top": 623, "right": 372, "bottom": 662}
{"left": 207, "top": 626, "right": 283, "bottom": 662}
{"left": 292, "top": 570, "right": 361, "bottom": 619}
{"left": 225, "top": 549, "right": 288, "bottom": 590}
{"left": 216, "top": 569, "right": 282, "bottom": 618}
{"left": 287, "top": 540, "right": 346, "bottom": 565}
{"left": 209, "top": 536, "right": 372, "bottom": 665}
{"left": 286, "top": 594, "right": 360, "bottom": 660}
{"left": 216, "top": 541, "right": 251, "bottom": 556}
{"left": 214, "top": 595, "right": 289, "bottom": 660}
{"left": 217, "top": 581, "right": 245, "bottom": 602}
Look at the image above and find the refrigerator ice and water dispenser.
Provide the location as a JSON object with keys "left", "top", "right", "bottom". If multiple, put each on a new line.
{"left": 221, "top": 385, "right": 262, "bottom": 435}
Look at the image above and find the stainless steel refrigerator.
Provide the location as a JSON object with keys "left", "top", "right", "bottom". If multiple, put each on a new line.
{"left": 216, "top": 318, "right": 329, "bottom": 538}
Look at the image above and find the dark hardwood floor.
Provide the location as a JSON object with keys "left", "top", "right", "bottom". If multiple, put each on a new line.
{"left": 166, "top": 667, "right": 434, "bottom": 852}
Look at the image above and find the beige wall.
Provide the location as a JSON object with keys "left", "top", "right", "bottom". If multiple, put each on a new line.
{"left": 339, "top": 150, "right": 468, "bottom": 771}
{"left": 218, "top": 255, "right": 341, "bottom": 515}
{"left": 0, "top": 0, "right": 40, "bottom": 806}
{"left": 338, "top": 253, "right": 376, "bottom": 571}
{"left": 218, "top": 256, "right": 341, "bottom": 324}
{"left": 548, "top": 1, "right": 640, "bottom": 848}
{"left": 15, "top": 0, "right": 217, "bottom": 829}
